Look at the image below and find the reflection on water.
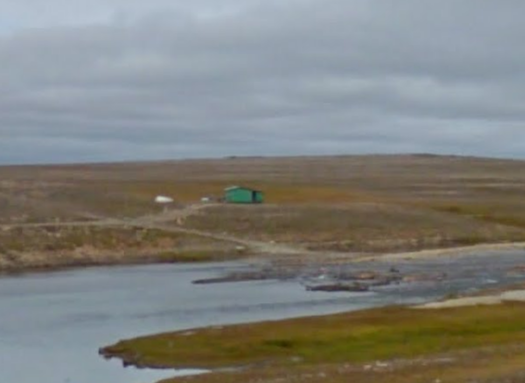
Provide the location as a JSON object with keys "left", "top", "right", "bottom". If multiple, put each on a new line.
{"left": 1, "top": 250, "right": 525, "bottom": 383}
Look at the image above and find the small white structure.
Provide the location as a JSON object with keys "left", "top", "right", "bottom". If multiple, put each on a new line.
{"left": 154, "top": 195, "right": 174, "bottom": 204}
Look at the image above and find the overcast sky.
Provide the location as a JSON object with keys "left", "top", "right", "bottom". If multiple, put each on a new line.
{"left": 1, "top": 0, "right": 524, "bottom": 164}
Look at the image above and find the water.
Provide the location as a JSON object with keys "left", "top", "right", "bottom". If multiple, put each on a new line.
{"left": 1, "top": 251, "right": 525, "bottom": 383}
{"left": 0, "top": 262, "right": 388, "bottom": 383}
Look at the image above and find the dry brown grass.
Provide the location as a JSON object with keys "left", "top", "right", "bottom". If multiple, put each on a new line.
{"left": 1, "top": 154, "right": 525, "bottom": 263}
{"left": 0, "top": 225, "right": 242, "bottom": 271}
{"left": 183, "top": 203, "right": 525, "bottom": 253}
{"left": 2, "top": 154, "right": 525, "bottom": 218}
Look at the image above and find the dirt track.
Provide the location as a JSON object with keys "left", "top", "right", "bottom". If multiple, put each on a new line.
{"left": 2, "top": 202, "right": 524, "bottom": 272}
{"left": 0, "top": 204, "right": 305, "bottom": 254}
{"left": 0, "top": 203, "right": 311, "bottom": 272}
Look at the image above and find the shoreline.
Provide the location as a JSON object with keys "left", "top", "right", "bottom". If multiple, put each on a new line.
{"left": 356, "top": 241, "right": 525, "bottom": 262}
{"left": 2, "top": 241, "right": 525, "bottom": 276}
{"left": 0, "top": 252, "right": 249, "bottom": 276}
{"left": 100, "top": 298, "right": 525, "bottom": 380}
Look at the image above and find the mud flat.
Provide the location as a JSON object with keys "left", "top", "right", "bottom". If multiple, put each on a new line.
{"left": 416, "top": 289, "right": 525, "bottom": 309}
{"left": 363, "top": 242, "right": 525, "bottom": 262}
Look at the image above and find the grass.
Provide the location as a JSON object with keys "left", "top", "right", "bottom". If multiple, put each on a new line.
{"left": 0, "top": 226, "right": 244, "bottom": 271}
{"left": 158, "top": 349, "right": 525, "bottom": 383}
{"left": 0, "top": 226, "right": 183, "bottom": 252}
{"left": 101, "top": 303, "right": 525, "bottom": 375}
{"left": 155, "top": 248, "right": 248, "bottom": 263}
{"left": 183, "top": 203, "right": 525, "bottom": 253}
{"left": 2, "top": 154, "right": 525, "bottom": 267}
{"left": 1, "top": 154, "right": 524, "bottom": 221}
{"left": 430, "top": 202, "right": 525, "bottom": 229}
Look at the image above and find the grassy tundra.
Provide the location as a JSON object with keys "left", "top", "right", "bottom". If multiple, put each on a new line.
{"left": 4, "top": 154, "right": 525, "bottom": 382}
{"left": 1, "top": 154, "right": 525, "bottom": 270}
{"left": 102, "top": 301, "right": 525, "bottom": 383}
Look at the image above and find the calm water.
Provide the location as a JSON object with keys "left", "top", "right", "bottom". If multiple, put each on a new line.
{"left": 1, "top": 252, "right": 525, "bottom": 383}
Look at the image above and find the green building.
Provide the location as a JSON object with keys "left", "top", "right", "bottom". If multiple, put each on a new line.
{"left": 224, "top": 186, "right": 264, "bottom": 204}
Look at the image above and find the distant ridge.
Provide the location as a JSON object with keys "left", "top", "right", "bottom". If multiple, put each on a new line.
{"left": 0, "top": 153, "right": 524, "bottom": 169}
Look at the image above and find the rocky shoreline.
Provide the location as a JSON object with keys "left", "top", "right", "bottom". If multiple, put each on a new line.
{"left": 186, "top": 243, "right": 525, "bottom": 297}
{"left": 190, "top": 261, "right": 451, "bottom": 293}
{"left": 2, "top": 241, "right": 525, "bottom": 278}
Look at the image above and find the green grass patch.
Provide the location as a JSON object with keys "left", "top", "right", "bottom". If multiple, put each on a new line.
{"left": 155, "top": 249, "right": 246, "bottom": 263}
{"left": 101, "top": 303, "right": 525, "bottom": 370}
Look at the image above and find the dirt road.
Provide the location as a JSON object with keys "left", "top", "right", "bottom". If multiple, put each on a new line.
{"left": 2, "top": 203, "right": 524, "bottom": 271}
{"left": 0, "top": 204, "right": 309, "bottom": 257}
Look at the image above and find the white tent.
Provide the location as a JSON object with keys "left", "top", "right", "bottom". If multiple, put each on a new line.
{"left": 154, "top": 195, "right": 174, "bottom": 204}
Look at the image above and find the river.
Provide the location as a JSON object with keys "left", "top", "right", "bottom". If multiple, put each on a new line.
{"left": 1, "top": 251, "right": 525, "bottom": 383}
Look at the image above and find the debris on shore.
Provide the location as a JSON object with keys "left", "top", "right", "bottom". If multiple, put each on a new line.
{"left": 305, "top": 282, "right": 369, "bottom": 292}
{"left": 190, "top": 262, "right": 456, "bottom": 293}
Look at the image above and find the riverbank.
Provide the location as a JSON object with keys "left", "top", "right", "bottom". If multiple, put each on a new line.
{"left": 1, "top": 215, "right": 525, "bottom": 274}
{"left": 3, "top": 237, "right": 525, "bottom": 276}
{"left": 0, "top": 249, "right": 244, "bottom": 275}
{"left": 101, "top": 299, "right": 525, "bottom": 383}
{"left": 362, "top": 241, "right": 525, "bottom": 262}
{"left": 417, "top": 288, "right": 525, "bottom": 309}
{"left": 0, "top": 223, "right": 253, "bottom": 273}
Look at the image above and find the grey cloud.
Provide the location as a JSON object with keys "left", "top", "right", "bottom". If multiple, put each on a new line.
{"left": 1, "top": 0, "right": 525, "bottom": 164}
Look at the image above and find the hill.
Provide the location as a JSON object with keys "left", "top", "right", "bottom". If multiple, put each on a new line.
{"left": 1, "top": 154, "right": 525, "bottom": 271}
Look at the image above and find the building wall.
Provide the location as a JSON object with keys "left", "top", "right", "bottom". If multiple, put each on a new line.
{"left": 254, "top": 191, "right": 264, "bottom": 203}
{"left": 225, "top": 188, "right": 264, "bottom": 203}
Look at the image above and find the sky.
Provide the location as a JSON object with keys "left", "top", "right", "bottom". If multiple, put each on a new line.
{"left": 1, "top": 0, "right": 525, "bottom": 164}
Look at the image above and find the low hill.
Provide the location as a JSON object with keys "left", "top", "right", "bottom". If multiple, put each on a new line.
{"left": 1, "top": 154, "right": 525, "bottom": 271}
